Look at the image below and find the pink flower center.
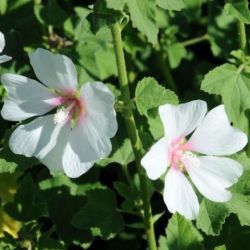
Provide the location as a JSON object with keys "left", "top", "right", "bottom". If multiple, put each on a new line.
{"left": 168, "top": 137, "right": 199, "bottom": 171}
{"left": 52, "top": 89, "right": 86, "bottom": 126}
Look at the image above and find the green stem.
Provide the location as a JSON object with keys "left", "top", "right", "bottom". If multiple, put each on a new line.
{"left": 157, "top": 51, "right": 178, "bottom": 93}
{"left": 238, "top": 21, "right": 247, "bottom": 53}
{"left": 180, "top": 34, "right": 209, "bottom": 47}
{"left": 238, "top": 21, "right": 250, "bottom": 155}
{"left": 111, "top": 22, "right": 157, "bottom": 250}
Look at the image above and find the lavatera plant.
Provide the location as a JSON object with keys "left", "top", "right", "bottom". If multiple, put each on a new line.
{"left": 141, "top": 100, "right": 248, "bottom": 220}
{"left": 1, "top": 48, "right": 117, "bottom": 178}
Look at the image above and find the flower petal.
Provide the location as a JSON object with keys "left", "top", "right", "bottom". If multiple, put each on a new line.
{"left": 159, "top": 100, "right": 207, "bottom": 141}
{"left": 29, "top": 48, "right": 77, "bottom": 90}
{"left": 189, "top": 105, "right": 248, "bottom": 155}
{"left": 1, "top": 74, "right": 56, "bottom": 121}
{"left": 64, "top": 118, "right": 112, "bottom": 164}
{"left": 38, "top": 123, "right": 71, "bottom": 173}
{"left": 9, "top": 115, "right": 61, "bottom": 158}
{"left": 0, "top": 55, "right": 11, "bottom": 63}
{"left": 186, "top": 156, "right": 243, "bottom": 202}
{"left": 62, "top": 143, "right": 94, "bottom": 178}
{"left": 0, "top": 32, "right": 5, "bottom": 53}
{"left": 163, "top": 169, "right": 199, "bottom": 220}
{"left": 141, "top": 137, "right": 170, "bottom": 180}
{"left": 81, "top": 82, "right": 117, "bottom": 138}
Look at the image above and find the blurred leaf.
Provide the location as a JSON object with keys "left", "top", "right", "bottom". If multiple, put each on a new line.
{"left": 5, "top": 174, "right": 47, "bottom": 221}
{"left": 214, "top": 245, "right": 227, "bottom": 250}
{"left": 39, "top": 174, "right": 103, "bottom": 196}
{"left": 167, "top": 43, "right": 187, "bottom": 69}
{"left": 106, "top": 0, "right": 125, "bottom": 10}
{"left": 0, "top": 146, "right": 35, "bottom": 174}
{"left": 201, "top": 63, "right": 250, "bottom": 130}
{"left": 47, "top": 188, "right": 92, "bottom": 244}
{"left": 0, "top": 0, "right": 7, "bottom": 15}
{"left": 165, "top": 213, "right": 204, "bottom": 250}
{"left": 72, "top": 189, "right": 124, "bottom": 239}
{"left": 224, "top": 0, "right": 250, "bottom": 24}
{"left": 0, "top": 208, "right": 21, "bottom": 238}
{"left": 157, "top": 0, "right": 185, "bottom": 11}
{"left": 34, "top": 0, "right": 67, "bottom": 27}
{"left": 158, "top": 235, "right": 169, "bottom": 250}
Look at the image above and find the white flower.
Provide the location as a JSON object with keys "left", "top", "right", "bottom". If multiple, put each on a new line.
{"left": 1, "top": 48, "right": 117, "bottom": 178}
{"left": 0, "top": 32, "right": 12, "bottom": 64}
{"left": 141, "top": 100, "right": 247, "bottom": 220}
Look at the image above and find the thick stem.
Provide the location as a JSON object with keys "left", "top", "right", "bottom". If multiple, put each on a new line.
{"left": 111, "top": 22, "right": 157, "bottom": 250}
{"left": 238, "top": 21, "right": 250, "bottom": 155}
{"left": 238, "top": 21, "right": 247, "bottom": 53}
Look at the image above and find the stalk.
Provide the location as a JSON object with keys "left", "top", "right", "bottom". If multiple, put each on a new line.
{"left": 111, "top": 22, "right": 157, "bottom": 250}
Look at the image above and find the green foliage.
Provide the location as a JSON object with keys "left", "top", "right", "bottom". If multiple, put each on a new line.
{"left": 224, "top": 0, "right": 250, "bottom": 24}
{"left": 163, "top": 213, "right": 204, "bottom": 250}
{"left": 0, "top": 146, "right": 36, "bottom": 173}
{"left": 72, "top": 189, "right": 124, "bottom": 239}
{"left": 0, "top": 0, "right": 250, "bottom": 249}
{"left": 135, "top": 77, "right": 178, "bottom": 139}
{"left": 156, "top": 0, "right": 185, "bottom": 11}
{"left": 201, "top": 63, "right": 250, "bottom": 130}
{"left": 135, "top": 77, "right": 178, "bottom": 116}
{"left": 107, "top": 0, "right": 159, "bottom": 44}
{"left": 34, "top": 0, "right": 67, "bottom": 27}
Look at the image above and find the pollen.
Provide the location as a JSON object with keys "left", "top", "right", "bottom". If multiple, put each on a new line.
{"left": 181, "top": 151, "right": 200, "bottom": 168}
{"left": 53, "top": 107, "right": 69, "bottom": 124}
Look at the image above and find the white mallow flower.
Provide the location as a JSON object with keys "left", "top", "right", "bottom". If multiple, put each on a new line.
{"left": 141, "top": 100, "right": 248, "bottom": 220}
{"left": 0, "top": 32, "right": 11, "bottom": 63}
{"left": 1, "top": 48, "right": 117, "bottom": 178}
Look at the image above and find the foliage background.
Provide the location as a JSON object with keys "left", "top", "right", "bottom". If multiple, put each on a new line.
{"left": 0, "top": 0, "right": 250, "bottom": 249}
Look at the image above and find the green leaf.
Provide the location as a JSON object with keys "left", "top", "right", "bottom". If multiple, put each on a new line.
{"left": 157, "top": 0, "right": 185, "bottom": 11}
{"left": 97, "top": 115, "right": 134, "bottom": 166}
{"left": 196, "top": 199, "right": 229, "bottom": 236}
{"left": 201, "top": 63, "right": 250, "bottom": 128}
{"left": 226, "top": 193, "right": 250, "bottom": 226}
{"left": 39, "top": 174, "right": 103, "bottom": 196}
{"left": 135, "top": 77, "right": 178, "bottom": 139}
{"left": 158, "top": 235, "right": 169, "bottom": 250}
{"left": 135, "top": 77, "right": 178, "bottom": 116}
{"left": 167, "top": 43, "right": 187, "bottom": 69}
{"left": 214, "top": 245, "right": 227, "bottom": 250}
{"left": 72, "top": 189, "right": 124, "bottom": 239}
{"left": 0, "top": 0, "right": 7, "bottom": 15}
{"left": 165, "top": 213, "right": 204, "bottom": 250}
{"left": 88, "top": 0, "right": 122, "bottom": 32}
{"left": 5, "top": 174, "right": 47, "bottom": 221}
{"left": 224, "top": 0, "right": 250, "bottom": 24}
{"left": 0, "top": 146, "right": 36, "bottom": 173}
{"left": 106, "top": 0, "right": 126, "bottom": 10}
{"left": 126, "top": 0, "right": 159, "bottom": 45}
{"left": 76, "top": 38, "right": 117, "bottom": 80}
{"left": 34, "top": 0, "right": 67, "bottom": 27}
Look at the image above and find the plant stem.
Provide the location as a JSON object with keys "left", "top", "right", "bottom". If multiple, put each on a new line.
{"left": 238, "top": 21, "right": 247, "bottom": 53}
{"left": 156, "top": 50, "right": 178, "bottom": 93}
{"left": 180, "top": 34, "right": 209, "bottom": 47}
{"left": 111, "top": 22, "right": 157, "bottom": 250}
{"left": 237, "top": 21, "right": 250, "bottom": 155}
